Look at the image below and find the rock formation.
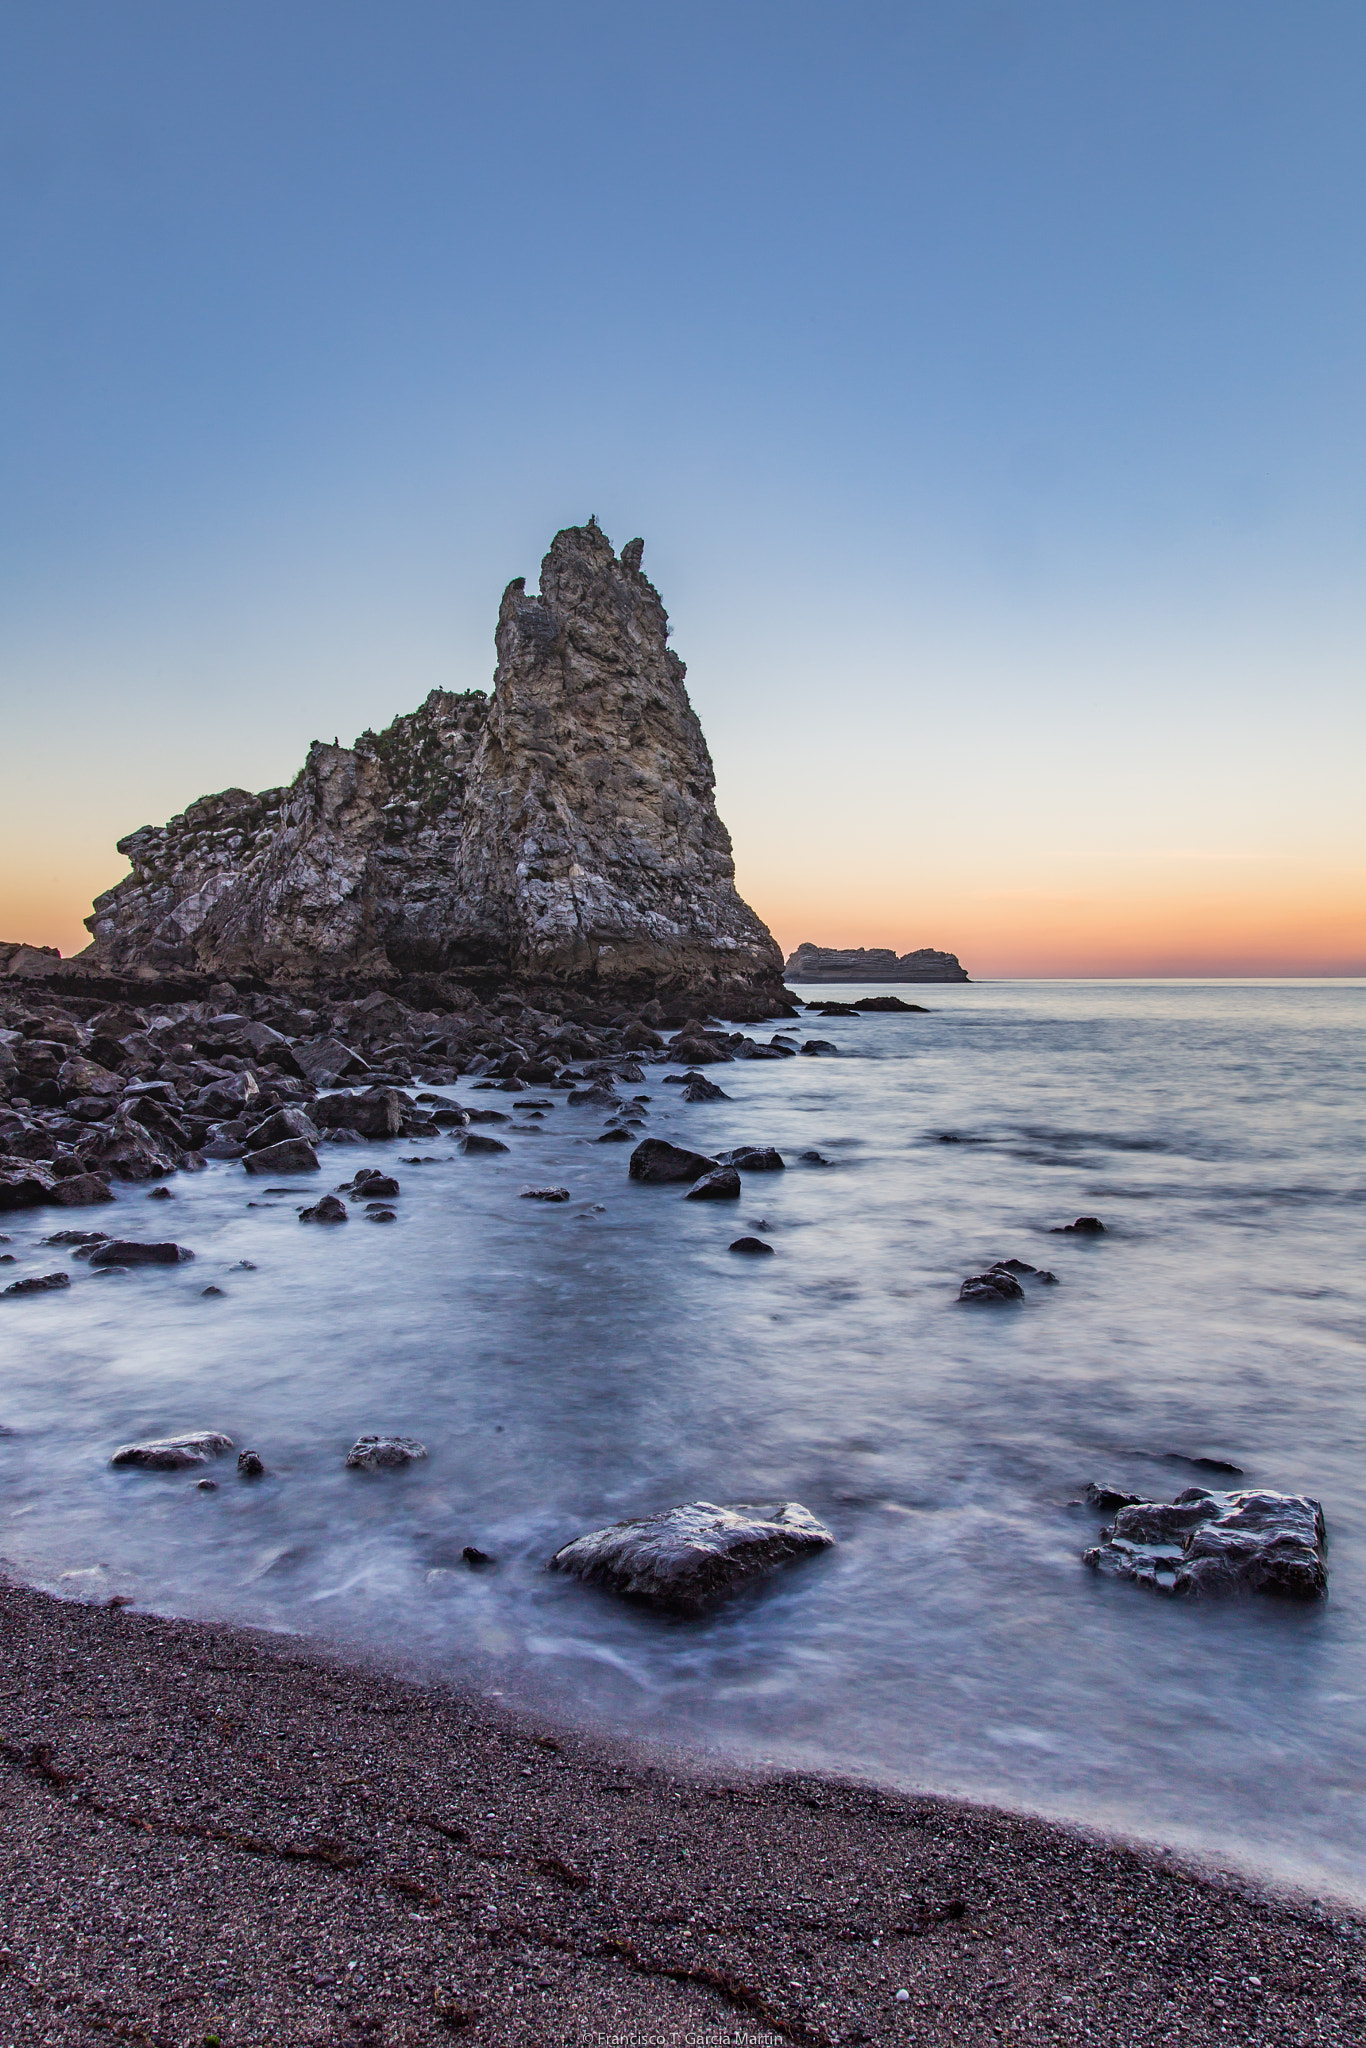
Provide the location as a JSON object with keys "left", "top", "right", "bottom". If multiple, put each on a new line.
{"left": 77, "top": 522, "right": 785, "bottom": 1004}
{"left": 784, "top": 943, "right": 968, "bottom": 983}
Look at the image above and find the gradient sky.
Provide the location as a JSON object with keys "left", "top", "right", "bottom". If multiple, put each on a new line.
{"left": 2, "top": 1, "right": 1363, "bottom": 976}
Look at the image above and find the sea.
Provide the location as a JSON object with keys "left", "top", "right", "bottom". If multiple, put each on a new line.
{"left": 3, "top": 979, "right": 1364, "bottom": 1900}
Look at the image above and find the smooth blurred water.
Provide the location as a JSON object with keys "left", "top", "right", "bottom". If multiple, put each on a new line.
{"left": 3, "top": 980, "right": 1365, "bottom": 1897}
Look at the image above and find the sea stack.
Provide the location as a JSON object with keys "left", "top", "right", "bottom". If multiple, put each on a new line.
{"left": 76, "top": 523, "right": 785, "bottom": 1006}
{"left": 783, "top": 943, "right": 969, "bottom": 983}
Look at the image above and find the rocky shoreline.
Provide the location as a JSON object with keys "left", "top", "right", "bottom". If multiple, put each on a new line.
{"left": 2, "top": 1573, "right": 1363, "bottom": 2048}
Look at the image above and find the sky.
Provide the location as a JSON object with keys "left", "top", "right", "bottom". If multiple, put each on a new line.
{"left": 2, "top": 0, "right": 1363, "bottom": 978}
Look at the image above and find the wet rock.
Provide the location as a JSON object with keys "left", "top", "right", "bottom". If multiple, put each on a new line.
{"left": 43, "top": 1229, "right": 108, "bottom": 1247}
{"left": 348, "top": 1170, "right": 399, "bottom": 1198}
{"left": 201, "top": 1285, "right": 224, "bottom": 1297}
{"left": 566, "top": 1082, "right": 618, "bottom": 1107}
{"left": 627, "top": 1139, "right": 718, "bottom": 1184}
{"left": 715, "top": 1146, "right": 785, "bottom": 1172}
{"left": 1161, "top": 1453, "right": 1245, "bottom": 1476}
{"left": 89, "top": 1240, "right": 194, "bottom": 1267}
{"left": 243, "top": 1137, "right": 320, "bottom": 1176}
{"left": 4, "top": 1271, "right": 71, "bottom": 1295}
{"left": 365, "top": 1205, "right": 397, "bottom": 1221}
{"left": 462, "top": 1132, "right": 510, "bottom": 1155}
{"left": 800, "top": 1039, "right": 838, "bottom": 1055}
{"left": 300, "top": 1193, "right": 348, "bottom": 1223}
{"left": 462, "top": 1545, "right": 495, "bottom": 1569}
{"left": 111, "top": 1431, "right": 234, "bottom": 1470}
{"left": 148, "top": 1185, "right": 174, "bottom": 1200}
{"left": 682, "top": 1075, "right": 730, "bottom": 1103}
{"left": 313, "top": 1088, "right": 405, "bottom": 1140}
{"left": 729, "top": 1236, "right": 775, "bottom": 1254}
{"left": 76, "top": 1110, "right": 179, "bottom": 1182}
{"left": 346, "top": 1434, "right": 427, "bottom": 1470}
{"left": 667, "top": 1036, "right": 733, "bottom": 1066}
{"left": 684, "top": 1166, "right": 742, "bottom": 1201}
{"left": 237, "top": 1450, "right": 266, "bottom": 1478}
{"left": 596, "top": 1128, "right": 633, "bottom": 1142}
{"left": 48, "top": 1173, "right": 115, "bottom": 1207}
{"left": 958, "top": 1265, "right": 1024, "bottom": 1303}
{"left": 550, "top": 1499, "right": 833, "bottom": 1615}
{"left": 196, "top": 1478, "right": 217, "bottom": 1491}
{"left": 1083, "top": 1488, "right": 1328, "bottom": 1600}
{"left": 1051, "top": 1216, "right": 1105, "bottom": 1234}
{"left": 0, "top": 1159, "right": 59, "bottom": 1210}
{"left": 1080, "top": 1482, "right": 1145, "bottom": 1513}
{"left": 798, "top": 1150, "right": 830, "bottom": 1166}
{"left": 243, "top": 1105, "right": 320, "bottom": 1151}
{"left": 55, "top": 1055, "right": 123, "bottom": 1101}
{"left": 520, "top": 1185, "right": 571, "bottom": 1201}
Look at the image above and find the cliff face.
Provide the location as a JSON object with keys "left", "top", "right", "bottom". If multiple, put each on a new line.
{"left": 784, "top": 943, "right": 969, "bottom": 983}
{"left": 82, "top": 523, "right": 784, "bottom": 998}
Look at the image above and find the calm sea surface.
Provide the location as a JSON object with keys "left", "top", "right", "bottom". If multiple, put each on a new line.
{"left": 3, "top": 980, "right": 1364, "bottom": 1897}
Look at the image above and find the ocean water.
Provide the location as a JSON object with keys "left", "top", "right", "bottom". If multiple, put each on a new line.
{"left": 3, "top": 979, "right": 1365, "bottom": 1899}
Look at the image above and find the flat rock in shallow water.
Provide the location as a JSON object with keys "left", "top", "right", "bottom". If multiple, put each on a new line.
{"left": 551, "top": 1500, "right": 834, "bottom": 1614}
{"left": 462, "top": 1132, "right": 510, "bottom": 1155}
{"left": 4, "top": 1271, "right": 71, "bottom": 1295}
{"left": 89, "top": 1240, "right": 193, "bottom": 1267}
{"left": 346, "top": 1434, "right": 427, "bottom": 1471}
{"left": 519, "top": 1185, "right": 570, "bottom": 1201}
{"left": 1084, "top": 1488, "right": 1327, "bottom": 1600}
{"left": 111, "top": 1431, "right": 233, "bottom": 1469}
{"left": 715, "top": 1145, "right": 785, "bottom": 1171}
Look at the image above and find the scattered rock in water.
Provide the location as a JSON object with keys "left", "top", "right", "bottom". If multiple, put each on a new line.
{"left": 201, "top": 1284, "right": 225, "bottom": 1297}
{"left": 520, "top": 1185, "right": 571, "bottom": 1201}
{"left": 51, "top": 1173, "right": 116, "bottom": 1207}
{"left": 935, "top": 1132, "right": 961, "bottom": 1144}
{"left": 196, "top": 1478, "right": 217, "bottom": 1492}
{"left": 730, "top": 1236, "right": 775, "bottom": 1255}
{"left": 628, "top": 1139, "right": 718, "bottom": 1184}
{"left": 800, "top": 1039, "right": 838, "bottom": 1056}
{"left": 596, "top": 1128, "right": 633, "bottom": 1143}
{"left": 958, "top": 1264, "right": 1024, "bottom": 1303}
{"left": 89, "top": 1240, "right": 194, "bottom": 1267}
{"left": 365, "top": 1205, "right": 397, "bottom": 1222}
{"left": 1052, "top": 1216, "right": 1106, "bottom": 1234}
{"left": 4, "top": 1271, "right": 71, "bottom": 1295}
{"left": 313, "top": 1088, "right": 405, "bottom": 1140}
{"left": 1084, "top": 1488, "right": 1328, "bottom": 1600}
{"left": 567, "top": 1082, "right": 618, "bottom": 1107}
{"left": 148, "top": 1185, "right": 174, "bottom": 1200}
{"left": 715, "top": 1145, "right": 785, "bottom": 1172}
{"left": 0, "top": 1160, "right": 60, "bottom": 1211}
{"left": 462, "top": 1132, "right": 510, "bottom": 1155}
{"left": 798, "top": 1150, "right": 830, "bottom": 1166}
{"left": 1079, "top": 1482, "right": 1146, "bottom": 1513}
{"left": 684, "top": 1166, "right": 742, "bottom": 1201}
{"left": 346, "top": 1434, "right": 427, "bottom": 1471}
{"left": 300, "top": 1194, "right": 348, "bottom": 1223}
{"left": 550, "top": 1499, "right": 834, "bottom": 1614}
{"left": 243, "top": 1138, "right": 320, "bottom": 1176}
{"left": 347, "top": 1170, "right": 399, "bottom": 1198}
{"left": 237, "top": 1450, "right": 266, "bottom": 1479}
{"left": 111, "top": 1431, "right": 234, "bottom": 1470}
{"left": 462, "top": 1545, "right": 495, "bottom": 1570}
{"left": 43, "top": 1229, "right": 108, "bottom": 1247}
{"left": 243, "top": 1105, "right": 320, "bottom": 1152}
{"left": 1161, "top": 1452, "right": 1245, "bottom": 1476}
{"left": 681, "top": 1075, "right": 730, "bottom": 1103}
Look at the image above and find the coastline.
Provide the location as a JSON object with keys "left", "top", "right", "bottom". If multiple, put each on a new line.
{"left": 2, "top": 1574, "right": 1362, "bottom": 2046}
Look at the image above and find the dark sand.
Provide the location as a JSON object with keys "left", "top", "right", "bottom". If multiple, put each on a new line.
{"left": 1, "top": 1577, "right": 1362, "bottom": 2046}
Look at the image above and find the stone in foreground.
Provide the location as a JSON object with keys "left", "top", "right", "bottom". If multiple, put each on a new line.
{"left": 1083, "top": 1488, "right": 1327, "bottom": 1600}
{"left": 4, "top": 1271, "right": 71, "bottom": 1295}
{"left": 346, "top": 1434, "right": 428, "bottom": 1470}
{"left": 551, "top": 1500, "right": 833, "bottom": 1615}
{"left": 628, "top": 1138, "right": 718, "bottom": 1184}
{"left": 111, "top": 1431, "right": 234, "bottom": 1470}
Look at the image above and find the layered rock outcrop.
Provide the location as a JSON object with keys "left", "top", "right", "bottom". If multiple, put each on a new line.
{"left": 783, "top": 943, "right": 969, "bottom": 983}
{"left": 79, "top": 523, "right": 784, "bottom": 1002}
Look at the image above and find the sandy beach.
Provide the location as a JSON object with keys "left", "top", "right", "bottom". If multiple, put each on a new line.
{"left": 2, "top": 1574, "right": 1362, "bottom": 2047}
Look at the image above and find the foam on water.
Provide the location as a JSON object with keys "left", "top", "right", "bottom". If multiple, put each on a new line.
{"left": 3, "top": 980, "right": 1364, "bottom": 1896}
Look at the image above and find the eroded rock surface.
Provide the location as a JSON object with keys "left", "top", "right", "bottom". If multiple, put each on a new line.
{"left": 346, "top": 1435, "right": 427, "bottom": 1471}
{"left": 111, "top": 1432, "right": 233, "bottom": 1470}
{"left": 80, "top": 523, "right": 785, "bottom": 1005}
{"left": 550, "top": 1500, "right": 834, "bottom": 1614}
{"left": 1083, "top": 1488, "right": 1328, "bottom": 1599}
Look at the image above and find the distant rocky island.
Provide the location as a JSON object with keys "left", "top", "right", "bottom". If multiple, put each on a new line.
{"left": 783, "top": 942, "right": 969, "bottom": 983}
{"left": 19, "top": 522, "right": 788, "bottom": 1016}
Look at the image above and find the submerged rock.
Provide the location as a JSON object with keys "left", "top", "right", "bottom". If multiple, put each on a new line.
{"left": 520, "top": 1185, "right": 571, "bottom": 1201}
{"left": 729, "top": 1236, "right": 775, "bottom": 1255}
{"left": 958, "top": 1264, "right": 1024, "bottom": 1303}
{"left": 1052, "top": 1216, "right": 1106, "bottom": 1234}
{"left": 300, "top": 1193, "right": 348, "bottom": 1223}
{"left": 462, "top": 1131, "right": 510, "bottom": 1155}
{"left": 551, "top": 1500, "right": 833, "bottom": 1614}
{"left": 715, "top": 1145, "right": 785, "bottom": 1172}
{"left": 237, "top": 1450, "right": 266, "bottom": 1478}
{"left": 111, "top": 1431, "right": 234, "bottom": 1470}
{"left": 628, "top": 1138, "right": 718, "bottom": 1184}
{"left": 681, "top": 1075, "right": 730, "bottom": 1103}
{"left": 1083, "top": 1488, "right": 1328, "bottom": 1600}
{"left": 346, "top": 1434, "right": 427, "bottom": 1471}
{"left": 4, "top": 1271, "right": 71, "bottom": 1295}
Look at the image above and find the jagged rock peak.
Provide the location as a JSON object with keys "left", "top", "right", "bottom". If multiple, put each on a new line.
{"left": 81, "top": 523, "right": 784, "bottom": 998}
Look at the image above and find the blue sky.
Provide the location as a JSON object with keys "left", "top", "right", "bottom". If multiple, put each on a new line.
{"left": 3, "top": 1, "right": 1363, "bottom": 971}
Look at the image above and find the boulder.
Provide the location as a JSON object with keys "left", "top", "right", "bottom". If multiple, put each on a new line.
{"left": 300, "top": 1194, "right": 348, "bottom": 1223}
{"left": 90, "top": 1240, "right": 194, "bottom": 1267}
{"left": 243, "top": 1105, "right": 320, "bottom": 1150}
{"left": 1052, "top": 1216, "right": 1105, "bottom": 1234}
{"left": 1084, "top": 1489, "right": 1328, "bottom": 1600}
{"left": 76, "top": 1110, "right": 180, "bottom": 1182}
{"left": 348, "top": 1170, "right": 399, "bottom": 1198}
{"left": 668, "top": 1036, "right": 732, "bottom": 1066}
{"left": 628, "top": 1139, "right": 718, "bottom": 1184}
{"left": 293, "top": 1037, "right": 370, "bottom": 1083}
{"left": 958, "top": 1266, "right": 1024, "bottom": 1303}
{"left": 799, "top": 1039, "right": 838, "bottom": 1055}
{"left": 243, "top": 1138, "right": 320, "bottom": 1176}
{"left": 682, "top": 1075, "right": 730, "bottom": 1103}
{"left": 237, "top": 1450, "right": 266, "bottom": 1478}
{"left": 462, "top": 1132, "right": 510, "bottom": 1155}
{"left": 346, "top": 1434, "right": 427, "bottom": 1471}
{"left": 48, "top": 1173, "right": 115, "bottom": 1207}
{"left": 111, "top": 1431, "right": 233, "bottom": 1469}
{"left": 684, "top": 1167, "right": 741, "bottom": 1201}
{"left": 715, "top": 1146, "right": 785, "bottom": 1172}
{"left": 567, "top": 1082, "right": 618, "bottom": 1107}
{"left": 729, "top": 1236, "right": 775, "bottom": 1255}
{"left": 313, "top": 1088, "right": 405, "bottom": 1139}
{"left": 550, "top": 1500, "right": 833, "bottom": 1614}
{"left": 0, "top": 1159, "right": 59, "bottom": 1210}
{"left": 4, "top": 1271, "right": 71, "bottom": 1295}
{"left": 55, "top": 1055, "right": 123, "bottom": 1101}
{"left": 520, "top": 1185, "right": 571, "bottom": 1201}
